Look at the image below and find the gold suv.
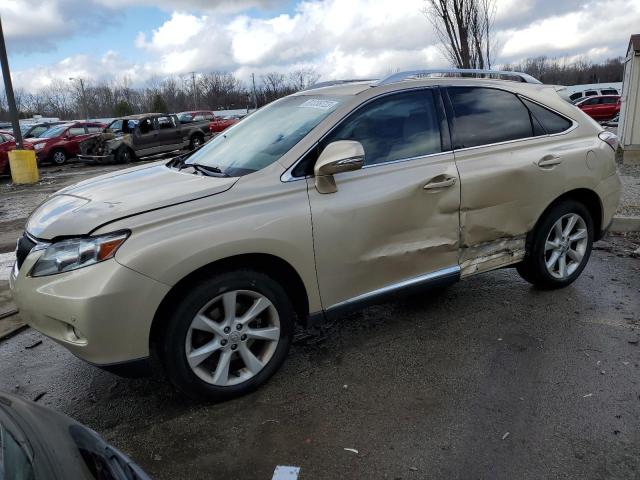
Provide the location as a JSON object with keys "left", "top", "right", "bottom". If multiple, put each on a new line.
{"left": 10, "top": 70, "right": 621, "bottom": 400}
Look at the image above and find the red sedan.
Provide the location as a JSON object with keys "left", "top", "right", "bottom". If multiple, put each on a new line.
{"left": 24, "top": 121, "right": 106, "bottom": 165}
{"left": 0, "top": 132, "right": 16, "bottom": 175}
{"left": 209, "top": 115, "right": 242, "bottom": 134}
{"left": 576, "top": 95, "right": 620, "bottom": 121}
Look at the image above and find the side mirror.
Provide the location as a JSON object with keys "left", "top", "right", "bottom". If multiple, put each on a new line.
{"left": 314, "top": 140, "right": 364, "bottom": 194}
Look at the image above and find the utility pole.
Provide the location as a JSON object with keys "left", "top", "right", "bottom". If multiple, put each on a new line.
{"left": 190, "top": 71, "right": 197, "bottom": 110}
{"left": 69, "top": 77, "right": 88, "bottom": 119}
{"left": 0, "top": 16, "right": 23, "bottom": 148}
{"left": 251, "top": 73, "right": 258, "bottom": 110}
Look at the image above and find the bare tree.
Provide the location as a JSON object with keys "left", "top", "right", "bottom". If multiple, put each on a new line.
{"left": 423, "top": 0, "right": 496, "bottom": 69}
{"left": 287, "top": 68, "right": 320, "bottom": 91}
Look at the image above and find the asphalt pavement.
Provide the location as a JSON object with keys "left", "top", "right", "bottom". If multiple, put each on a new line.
{"left": 0, "top": 234, "right": 638, "bottom": 480}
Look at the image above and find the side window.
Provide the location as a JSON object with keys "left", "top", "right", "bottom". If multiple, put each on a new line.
{"left": 448, "top": 87, "right": 532, "bottom": 148}
{"left": 569, "top": 92, "right": 582, "bottom": 101}
{"left": 0, "top": 134, "right": 5, "bottom": 143}
{"left": 68, "top": 126, "right": 86, "bottom": 136}
{"left": 156, "top": 116, "right": 175, "bottom": 129}
{"left": 521, "top": 98, "right": 573, "bottom": 135}
{"left": 322, "top": 90, "right": 442, "bottom": 166}
{"left": 600, "top": 97, "right": 617, "bottom": 105}
{"left": 139, "top": 118, "right": 154, "bottom": 134}
{"left": 585, "top": 90, "right": 598, "bottom": 97}
{"left": 87, "top": 126, "right": 103, "bottom": 133}
{"left": 601, "top": 89, "right": 618, "bottom": 95}
{"left": 204, "top": 113, "right": 214, "bottom": 120}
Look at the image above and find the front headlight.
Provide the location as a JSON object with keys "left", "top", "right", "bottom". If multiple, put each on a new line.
{"left": 34, "top": 143, "right": 45, "bottom": 150}
{"left": 30, "top": 231, "right": 129, "bottom": 277}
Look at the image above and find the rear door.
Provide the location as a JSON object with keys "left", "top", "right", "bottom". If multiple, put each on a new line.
{"left": 155, "top": 116, "right": 183, "bottom": 152}
{"left": 307, "top": 88, "right": 461, "bottom": 311}
{"left": 133, "top": 117, "right": 160, "bottom": 155}
{"left": 66, "top": 124, "right": 90, "bottom": 156}
{"left": 445, "top": 86, "right": 576, "bottom": 276}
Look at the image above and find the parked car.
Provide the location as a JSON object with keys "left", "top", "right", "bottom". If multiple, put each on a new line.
{"left": 208, "top": 114, "right": 242, "bottom": 133}
{"left": 177, "top": 110, "right": 216, "bottom": 123}
{"left": 0, "top": 391, "right": 151, "bottom": 479}
{"left": 10, "top": 70, "right": 621, "bottom": 401}
{"left": 568, "top": 86, "right": 620, "bottom": 103}
{"left": 24, "top": 121, "right": 106, "bottom": 165}
{"left": 0, "top": 132, "right": 17, "bottom": 175}
{"left": 575, "top": 95, "right": 621, "bottom": 121}
{"left": 21, "top": 121, "right": 65, "bottom": 139}
{"left": 78, "top": 113, "right": 212, "bottom": 164}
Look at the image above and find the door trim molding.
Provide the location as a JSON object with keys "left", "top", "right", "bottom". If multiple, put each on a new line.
{"left": 325, "top": 265, "right": 460, "bottom": 317}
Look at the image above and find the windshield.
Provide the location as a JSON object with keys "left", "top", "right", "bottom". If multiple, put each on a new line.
{"left": 184, "top": 96, "right": 343, "bottom": 177}
{"left": 39, "top": 126, "right": 67, "bottom": 138}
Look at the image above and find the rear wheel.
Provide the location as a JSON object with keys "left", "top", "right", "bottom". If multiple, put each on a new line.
{"left": 50, "top": 149, "right": 67, "bottom": 165}
{"left": 159, "top": 270, "right": 294, "bottom": 401}
{"left": 517, "top": 200, "right": 593, "bottom": 289}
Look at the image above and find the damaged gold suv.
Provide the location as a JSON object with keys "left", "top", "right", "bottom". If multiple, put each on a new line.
{"left": 10, "top": 70, "right": 621, "bottom": 400}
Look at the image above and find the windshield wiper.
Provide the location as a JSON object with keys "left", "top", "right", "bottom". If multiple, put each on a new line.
{"left": 191, "top": 163, "right": 230, "bottom": 177}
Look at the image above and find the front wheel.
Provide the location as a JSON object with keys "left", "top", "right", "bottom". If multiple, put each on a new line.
{"left": 517, "top": 200, "right": 593, "bottom": 289}
{"left": 50, "top": 149, "right": 67, "bottom": 165}
{"left": 116, "top": 147, "right": 134, "bottom": 164}
{"left": 159, "top": 270, "right": 294, "bottom": 401}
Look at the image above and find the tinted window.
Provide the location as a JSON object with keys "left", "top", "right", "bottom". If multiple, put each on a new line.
{"left": 600, "top": 97, "right": 618, "bottom": 104}
{"left": 0, "top": 134, "right": 5, "bottom": 143}
{"left": 521, "top": 98, "right": 573, "bottom": 135}
{"left": 139, "top": 118, "right": 154, "bottom": 133}
{"left": 569, "top": 93, "right": 582, "bottom": 101}
{"left": 448, "top": 87, "right": 532, "bottom": 148}
{"left": 322, "top": 90, "right": 441, "bottom": 166}
{"left": 601, "top": 89, "right": 618, "bottom": 95}
{"left": 585, "top": 90, "right": 598, "bottom": 96}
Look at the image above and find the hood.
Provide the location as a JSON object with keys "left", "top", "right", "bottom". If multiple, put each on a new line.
{"left": 27, "top": 162, "right": 238, "bottom": 239}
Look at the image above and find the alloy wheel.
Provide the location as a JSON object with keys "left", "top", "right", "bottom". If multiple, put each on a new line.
{"left": 185, "top": 290, "right": 280, "bottom": 386}
{"left": 544, "top": 213, "right": 588, "bottom": 279}
{"left": 53, "top": 151, "right": 66, "bottom": 164}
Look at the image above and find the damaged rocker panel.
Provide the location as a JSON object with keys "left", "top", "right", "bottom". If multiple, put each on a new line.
{"left": 459, "top": 235, "right": 527, "bottom": 277}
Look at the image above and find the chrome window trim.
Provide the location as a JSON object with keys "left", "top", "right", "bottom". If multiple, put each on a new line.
{"left": 326, "top": 265, "right": 460, "bottom": 312}
{"left": 281, "top": 87, "right": 579, "bottom": 182}
{"left": 281, "top": 86, "right": 446, "bottom": 182}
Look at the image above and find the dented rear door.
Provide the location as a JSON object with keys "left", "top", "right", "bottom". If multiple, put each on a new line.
{"left": 308, "top": 88, "right": 460, "bottom": 310}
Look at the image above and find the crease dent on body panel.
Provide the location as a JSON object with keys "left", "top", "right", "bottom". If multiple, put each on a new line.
{"left": 361, "top": 235, "right": 458, "bottom": 262}
{"left": 459, "top": 235, "right": 526, "bottom": 277}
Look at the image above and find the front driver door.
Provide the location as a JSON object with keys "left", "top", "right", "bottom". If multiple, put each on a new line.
{"left": 307, "top": 88, "right": 461, "bottom": 312}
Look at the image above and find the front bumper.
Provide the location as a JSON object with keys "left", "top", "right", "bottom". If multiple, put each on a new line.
{"left": 9, "top": 251, "right": 170, "bottom": 366}
{"left": 77, "top": 154, "right": 115, "bottom": 164}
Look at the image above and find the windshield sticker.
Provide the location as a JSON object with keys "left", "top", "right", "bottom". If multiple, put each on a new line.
{"left": 298, "top": 99, "right": 338, "bottom": 110}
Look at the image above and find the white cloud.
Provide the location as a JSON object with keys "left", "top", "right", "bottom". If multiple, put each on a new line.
{"left": 4, "top": 0, "right": 640, "bottom": 91}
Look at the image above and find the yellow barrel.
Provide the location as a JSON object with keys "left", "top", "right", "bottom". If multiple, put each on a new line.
{"left": 8, "top": 149, "right": 39, "bottom": 184}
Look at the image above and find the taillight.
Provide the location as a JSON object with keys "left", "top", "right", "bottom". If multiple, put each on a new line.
{"left": 598, "top": 131, "right": 618, "bottom": 151}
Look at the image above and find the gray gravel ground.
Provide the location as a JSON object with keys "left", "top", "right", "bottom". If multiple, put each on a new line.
{"left": 0, "top": 234, "right": 638, "bottom": 480}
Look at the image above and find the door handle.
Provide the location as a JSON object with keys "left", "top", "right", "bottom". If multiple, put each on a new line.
{"left": 537, "top": 154, "right": 562, "bottom": 168}
{"left": 423, "top": 176, "right": 457, "bottom": 190}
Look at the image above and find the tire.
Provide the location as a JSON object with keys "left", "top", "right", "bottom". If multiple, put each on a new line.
{"left": 189, "top": 134, "right": 204, "bottom": 150}
{"left": 517, "top": 200, "right": 593, "bottom": 289}
{"left": 50, "top": 149, "right": 67, "bottom": 165}
{"left": 116, "top": 147, "right": 134, "bottom": 164}
{"left": 159, "top": 270, "right": 294, "bottom": 401}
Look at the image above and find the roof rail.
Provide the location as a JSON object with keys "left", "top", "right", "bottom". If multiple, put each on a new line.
{"left": 375, "top": 69, "right": 542, "bottom": 86}
{"left": 304, "top": 79, "right": 375, "bottom": 91}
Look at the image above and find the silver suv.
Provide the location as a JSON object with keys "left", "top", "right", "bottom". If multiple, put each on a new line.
{"left": 10, "top": 70, "right": 621, "bottom": 400}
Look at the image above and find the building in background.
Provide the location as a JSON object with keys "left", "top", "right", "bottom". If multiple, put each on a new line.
{"left": 619, "top": 34, "right": 640, "bottom": 165}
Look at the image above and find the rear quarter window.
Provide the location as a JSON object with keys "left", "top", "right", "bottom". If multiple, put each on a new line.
{"left": 521, "top": 98, "right": 573, "bottom": 135}
{"left": 447, "top": 87, "right": 533, "bottom": 148}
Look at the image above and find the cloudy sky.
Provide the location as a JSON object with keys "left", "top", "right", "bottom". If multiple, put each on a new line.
{"left": 1, "top": 0, "right": 639, "bottom": 91}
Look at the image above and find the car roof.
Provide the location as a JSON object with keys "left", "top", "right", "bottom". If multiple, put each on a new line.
{"left": 112, "top": 113, "right": 166, "bottom": 120}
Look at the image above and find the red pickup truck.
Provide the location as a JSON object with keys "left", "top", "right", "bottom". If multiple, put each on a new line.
{"left": 575, "top": 95, "right": 621, "bottom": 121}
{"left": 25, "top": 121, "right": 106, "bottom": 165}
